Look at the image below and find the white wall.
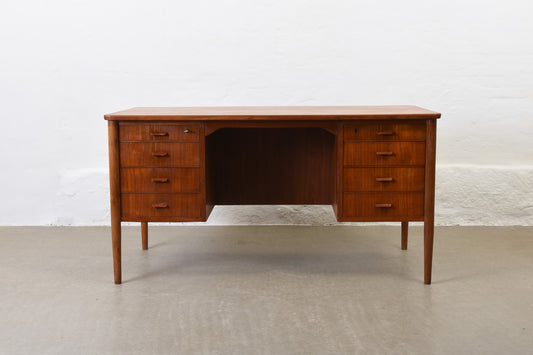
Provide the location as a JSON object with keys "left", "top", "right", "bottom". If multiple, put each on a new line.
{"left": 1, "top": 0, "right": 532, "bottom": 226}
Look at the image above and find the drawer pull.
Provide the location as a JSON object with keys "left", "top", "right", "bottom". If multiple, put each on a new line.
{"left": 184, "top": 129, "right": 190, "bottom": 133}
{"left": 150, "top": 131, "right": 168, "bottom": 136}
{"left": 152, "top": 202, "right": 168, "bottom": 209}
{"left": 152, "top": 152, "right": 169, "bottom": 157}
{"left": 151, "top": 178, "right": 169, "bottom": 183}
{"left": 377, "top": 131, "right": 394, "bottom": 136}
{"left": 376, "top": 177, "right": 393, "bottom": 182}
{"left": 376, "top": 151, "right": 393, "bottom": 156}
{"left": 375, "top": 203, "right": 392, "bottom": 208}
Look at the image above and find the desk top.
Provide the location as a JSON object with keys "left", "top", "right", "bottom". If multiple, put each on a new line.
{"left": 105, "top": 105, "right": 440, "bottom": 121}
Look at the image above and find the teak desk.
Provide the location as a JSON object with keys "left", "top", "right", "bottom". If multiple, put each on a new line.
{"left": 105, "top": 106, "right": 441, "bottom": 284}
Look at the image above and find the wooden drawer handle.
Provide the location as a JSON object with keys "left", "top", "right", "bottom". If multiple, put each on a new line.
{"left": 151, "top": 178, "right": 169, "bottom": 183}
{"left": 376, "top": 151, "right": 393, "bottom": 156}
{"left": 375, "top": 203, "right": 392, "bottom": 208}
{"left": 150, "top": 132, "right": 168, "bottom": 136}
{"left": 377, "top": 131, "right": 394, "bottom": 136}
{"left": 152, "top": 202, "right": 168, "bottom": 208}
{"left": 184, "top": 129, "right": 190, "bottom": 133}
{"left": 376, "top": 177, "right": 393, "bottom": 182}
{"left": 152, "top": 152, "right": 169, "bottom": 157}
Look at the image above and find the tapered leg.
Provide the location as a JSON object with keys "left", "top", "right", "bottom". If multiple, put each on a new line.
{"left": 141, "top": 222, "right": 148, "bottom": 250}
{"left": 424, "top": 218, "right": 434, "bottom": 284}
{"left": 108, "top": 120, "right": 122, "bottom": 284}
{"left": 424, "top": 119, "right": 437, "bottom": 285}
{"left": 111, "top": 219, "right": 121, "bottom": 284}
{"left": 401, "top": 221, "right": 408, "bottom": 250}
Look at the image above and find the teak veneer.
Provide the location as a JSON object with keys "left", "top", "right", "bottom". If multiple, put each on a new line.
{"left": 105, "top": 106, "right": 441, "bottom": 284}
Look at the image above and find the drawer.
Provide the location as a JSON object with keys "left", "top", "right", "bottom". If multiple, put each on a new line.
{"left": 120, "top": 142, "right": 200, "bottom": 167}
{"left": 121, "top": 168, "right": 200, "bottom": 193}
{"left": 344, "top": 142, "right": 425, "bottom": 166}
{"left": 121, "top": 193, "right": 203, "bottom": 221}
{"left": 343, "top": 167, "right": 425, "bottom": 192}
{"left": 120, "top": 123, "right": 200, "bottom": 142}
{"left": 343, "top": 192, "right": 424, "bottom": 219}
{"left": 344, "top": 121, "right": 425, "bottom": 141}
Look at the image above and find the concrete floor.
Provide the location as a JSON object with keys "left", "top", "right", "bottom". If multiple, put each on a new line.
{"left": 0, "top": 226, "right": 532, "bottom": 354}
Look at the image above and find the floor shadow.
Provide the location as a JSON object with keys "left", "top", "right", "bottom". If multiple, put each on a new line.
{"left": 125, "top": 249, "right": 416, "bottom": 283}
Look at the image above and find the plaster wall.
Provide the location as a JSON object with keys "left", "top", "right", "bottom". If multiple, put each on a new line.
{"left": 1, "top": 0, "right": 532, "bottom": 225}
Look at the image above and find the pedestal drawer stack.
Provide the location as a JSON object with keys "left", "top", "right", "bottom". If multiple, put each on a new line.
{"left": 118, "top": 122, "right": 203, "bottom": 221}
{"left": 342, "top": 121, "right": 426, "bottom": 221}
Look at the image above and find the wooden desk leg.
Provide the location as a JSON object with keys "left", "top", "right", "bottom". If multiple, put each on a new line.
{"left": 401, "top": 221, "right": 408, "bottom": 250}
{"left": 111, "top": 219, "right": 121, "bottom": 284}
{"left": 141, "top": 222, "right": 148, "bottom": 250}
{"left": 108, "top": 120, "right": 122, "bottom": 284}
{"left": 424, "top": 119, "right": 437, "bottom": 285}
{"left": 424, "top": 217, "right": 434, "bottom": 285}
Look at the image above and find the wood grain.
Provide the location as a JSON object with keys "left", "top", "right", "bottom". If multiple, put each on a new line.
{"left": 121, "top": 193, "right": 203, "bottom": 221}
{"left": 334, "top": 122, "right": 343, "bottom": 218}
{"left": 119, "top": 142, "right": 200, "bottom": 167}
{"left": 106, "top": 107, "right": 441, "bottom": 284}
{"left": 401, "top": 221, "right": 409, "bottom": 250}
{"left": 141, "top": 222, "right": 148, "bottom": 250}
{"left": 344, "top": 142, "right": 426, "bottom": 166}
{"left": 342, "top": 192, "right": 424, "bottom": 219}
{"left": 424, "top": 119, "right": 437, "bottom": 284}
{"left": 120, "top": 168, "right": 200, "bottom": 193}
{"left": 205, "top": 120, "right": 338, "bottom": 136}
{"left": 198, "top": 122, "right": 209, "bottom": 221}
{"left": 105, "top": 106, "right": 441, "bottom": 121}
{"left": 119, "top": 123, "right": 200, "bottom": 142}
{"left": 344, "top": 121, "right": 426, "bottom": 141}
{"left": 107, "top": 121, "right": 121, "bottom": 284}
{"left": 401, "top": 221, "right": 408, "bottom": 250}
{"left": 205, "top": 126, "right": 215, "bottom": 219}
{"left": 206, "top": 128, "right": 335, "bottom": 205}
{"left": 343, "top": 167, "right": 425, "bottom": 192}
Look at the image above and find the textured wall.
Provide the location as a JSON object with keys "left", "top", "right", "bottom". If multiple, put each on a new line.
{"left": 1, "top": 0, "right": 532, "bottom": 225}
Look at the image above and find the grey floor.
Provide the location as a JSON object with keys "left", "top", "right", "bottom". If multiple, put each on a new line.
{"left": 1, "top": 226, "right": 532, "bottom": 355}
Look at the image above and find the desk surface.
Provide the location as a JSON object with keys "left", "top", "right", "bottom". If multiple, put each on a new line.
{"left": 105, "top": 105, "right": 441, "bottom": 121}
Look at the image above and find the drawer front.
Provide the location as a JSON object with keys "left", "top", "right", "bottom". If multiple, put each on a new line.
{"left": 121, "top": 168, "right": 200, "bottom": 193}
{"left": 120, "top": 124, "right": 200, "bottom": 142}
{"left": 121, "top": 193, "right": 203, "bottom": 220}
{"left": 343, "top": 192, "right": 424, "bottom": 218}
{"left": 344, "top": 142, "right": 425, "bottom": 166}
{"left": 120, "top": 142, "right": 200, "bottom": 167}
{"left": 344, "top": 121, "right": 426, "bottom": 141}
{"left": 344, "top": 167, "right": 425, "bottom": 192}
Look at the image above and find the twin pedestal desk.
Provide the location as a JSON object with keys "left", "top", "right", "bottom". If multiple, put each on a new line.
{"left": 105, "top": 106, "right": 441, "bottom": 284}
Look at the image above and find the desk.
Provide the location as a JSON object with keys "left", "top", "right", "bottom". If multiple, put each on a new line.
{"left": 105, "top": 106, "right": 441, "bottom": 284}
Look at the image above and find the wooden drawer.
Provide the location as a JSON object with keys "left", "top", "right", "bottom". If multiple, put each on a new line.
{"left": 121, "top": 168, "right": 200, "bottom": 193}
{"left": 343, "top": 192, "right": 424, "bottom": 219}
{"left": 344, "top": 121, "right": 426, "bottom": 141}
{"left": 344, "top": 142, "right": 425, "bottom": 166}
{"left": 344, "top": 167, "right": 425, "bottom": 192}
{"left": 120, "top": 142, "right": 200, "bottom": 167}
{"left": 121, "top": 193, "right": 203, "bottom": 221}
{"left": 120, "top": 123, "right": 200, "bottom": 142}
